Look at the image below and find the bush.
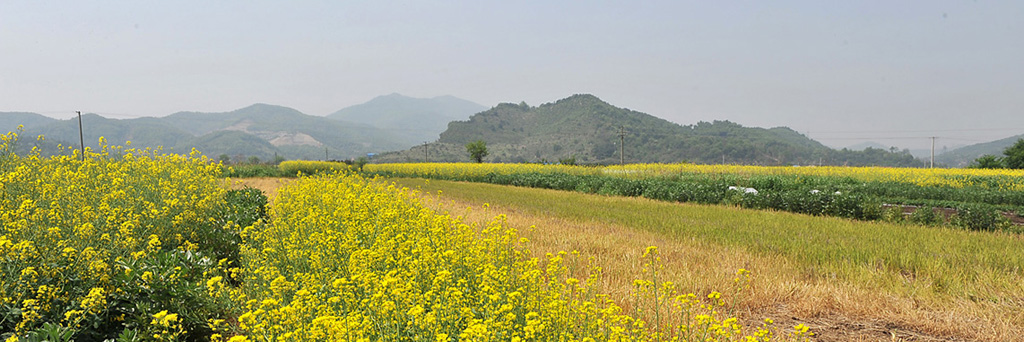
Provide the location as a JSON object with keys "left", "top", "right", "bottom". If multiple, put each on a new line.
{"left": 881, "top": 205, "right": 906, "bottom": 224}
{"left": 909, "top": 206, "right": 941, "bottom": 226}
{"left": 210, "top": 188, "right": 269, "bottom": 264}
{"left": 951, "top": 204, "right": 1012, "bottom": 231}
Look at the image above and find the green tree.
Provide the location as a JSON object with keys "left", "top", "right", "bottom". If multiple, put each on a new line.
{"left": 466, "top": 140, "right": 488, "bottom": 163}
{"left": 353, "top": 156, "right": 369, "bottom": 172}
{"left": 969, "top": 154, "right": 1004, "bottom": 169}
{"left": 1002, "top": 138, "right": 1024, "bottom": 169}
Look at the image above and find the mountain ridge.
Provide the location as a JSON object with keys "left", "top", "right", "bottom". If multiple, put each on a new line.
{"left": 378, "top": 94, "right": 921, "bottom": 166}
{"left": 0, "top": 94, "right": 948, "bottom": 167}
{"left": 936, "top": 134, "right": 1024, "bottom": 167}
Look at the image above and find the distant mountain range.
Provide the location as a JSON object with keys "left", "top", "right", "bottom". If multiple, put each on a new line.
{"left": 375, "top": 94, "right": 925, "bottom": 166}
{"left": 327, "top": 93, "right": 487, "bottom": 146}
{"left": 2, "top": 93, "right": 1017, "bottom": 167}
{"left": 0, "top": 94, "right": 485, "bottom": 161}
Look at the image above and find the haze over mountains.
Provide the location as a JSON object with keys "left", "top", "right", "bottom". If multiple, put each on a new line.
{"left": 0, "top": 94, "right": 483, "bottom": 161}
{"left": 327, "top": 93, "right": 487, "bottom": 146}
{"left": 1, "top": 93, "right": 1019, "bottom": 167}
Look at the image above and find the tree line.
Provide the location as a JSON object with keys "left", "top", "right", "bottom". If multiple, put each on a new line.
{"left": 969, "top": 139, "right": 1024, "bottom": 169}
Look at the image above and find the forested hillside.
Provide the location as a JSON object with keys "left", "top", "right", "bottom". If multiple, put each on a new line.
{"left": 377, "top": 94, "right": 923, "bottom": 166}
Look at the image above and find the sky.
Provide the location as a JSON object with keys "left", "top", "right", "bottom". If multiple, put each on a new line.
{"left": 2, "top": 1, "right": 1023, "bottom": 151}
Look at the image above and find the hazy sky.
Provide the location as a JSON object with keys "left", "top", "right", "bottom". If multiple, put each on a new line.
{"left": 2, "top": 1, "right": 1022, "bottom": 150}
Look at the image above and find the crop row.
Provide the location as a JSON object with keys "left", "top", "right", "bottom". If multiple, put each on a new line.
{"left": 364, "top": 164, "right": 1023, "bottom": 232}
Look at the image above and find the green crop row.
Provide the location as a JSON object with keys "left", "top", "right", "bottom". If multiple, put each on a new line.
{"left": 367, "top": 169, "right": 1022, "bottom": 232}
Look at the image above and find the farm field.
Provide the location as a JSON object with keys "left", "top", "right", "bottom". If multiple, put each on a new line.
{"left": 2, "top": 136, "right": 801, "bottom": 340}
{"left": 365, "top": 163, "right": 1024, "bottom": 232}
{"left": 5, "top": 127, "right": 1023, "bottom": 342}
{"left": 381, "top": 177, "right": 1024, "bottom": 341}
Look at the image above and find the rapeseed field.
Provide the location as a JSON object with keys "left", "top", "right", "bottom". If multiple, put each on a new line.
{"left": 1, "top": 130, "right": 243, "bottom": 340}
{"left": 2, "top": 130, "right": 798, "bottom": 340}
{"left": 232, "top": 172, "right": 787, "bottom": 341}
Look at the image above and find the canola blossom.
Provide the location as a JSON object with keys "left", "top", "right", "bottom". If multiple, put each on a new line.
{"left": 2, "top": 127, "right": 796, "bottom": 340}
{"left": 604, "top": 163, "right": 1024, "bottom": 191}
{"left": 232, "top": 173, "right": 778, "bottom": 341}
{"left": 0, "top": 131, "right": 239, "bottom": 340}
{"left": 366, "top": 162, "right": 1024, "bottom": 191}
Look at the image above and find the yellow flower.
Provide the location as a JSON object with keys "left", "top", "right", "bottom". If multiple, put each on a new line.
{"left": 151, "top": 310, "right": 179, "bottom": 327}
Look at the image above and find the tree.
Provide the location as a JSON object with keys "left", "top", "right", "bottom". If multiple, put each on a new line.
{"left": 466, "top": 140, "right": 488, "bottom": 163}
{"left": 353, "top": 156, "right": 369, "bottom": 172}
{"left": 969, "top": 154, "right": 1003, "bottom": 169}
{"left": 1003, "top": 138, "right": 1024, "bottom": 169}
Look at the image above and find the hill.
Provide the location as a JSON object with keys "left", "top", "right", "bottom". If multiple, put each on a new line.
{"left": 176, "top": 130, "right": 282, "bottom": 162}
{"left": 1, "top": 112, "right": 57, "bottom": 134}
{"left": 375, "top": 94, "right": 924, "bottom": 166}
{"left": 936, "top": 134, "right": 1024, "bottom": 167}
{"left": 159, "top": 104, "right": 408, "bottom": 159}
{"left": 845, "top": 141, "right": 888, "bottom": 151}
{"left": 327, "top": 94, "right": 487, "bottom": 146}
{"left": 4, "top": 103, "right": 416, "bottom": 161}
{"left": 29, "top": 114, "right": 194, "bottom": 151}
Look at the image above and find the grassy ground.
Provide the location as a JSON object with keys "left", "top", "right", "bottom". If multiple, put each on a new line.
{"left": 239, "top": 177, "right": 1024, "bottom": 341}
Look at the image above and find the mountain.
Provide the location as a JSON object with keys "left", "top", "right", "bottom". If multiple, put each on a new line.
{"left": 176, "top": 130, "right": 281, "bottom": 161}
{"left": 375, "top": 94, "right": 924, "bottom": 166}
{"left": 161, "top": 103, "right": 408, "bottom": 159}
{"left": 327, "top": 94, "right": 487, "bottom": 146}
{"left": 0, "top": 95, "right": 931, "bottom": 166}
{"left": 936, "top": 134, "right": 1024, "bottom": 167}
{"left": 3, "top": 103, "right": 415, "bottom": 161}
{"left": 845, "top": 141, "right": 888, "bottom": 151}
{"left": 30, "top": 114, "right": 193, "bottom": 151}
{"left": 1, "top": 112, "right": 57, "bottom": 135}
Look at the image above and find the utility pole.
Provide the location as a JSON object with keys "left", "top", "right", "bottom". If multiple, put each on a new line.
{"left": 618, "top": 126, "right": 626, "bottom": 165}
{"left": 423, "top": 142, "right": 429, "bottom": 163}
{"left": 930, "top": 136, "right": 935, "bottom": 168}
{"left": 76, "top": 111, "right": 85, "bottom": 161}
{"left": 325, "top": 147, "right": 328, "bottom": 161}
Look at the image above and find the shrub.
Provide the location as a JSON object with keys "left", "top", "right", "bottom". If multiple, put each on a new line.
{"left": 881, "top": 205, "right": 906, "bottom": 224}
{"left": 909, "top": 206, "right": 941, "bottom": 226}
{"left": 951, "top": 204, "right": 1012, "bottom": 232}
